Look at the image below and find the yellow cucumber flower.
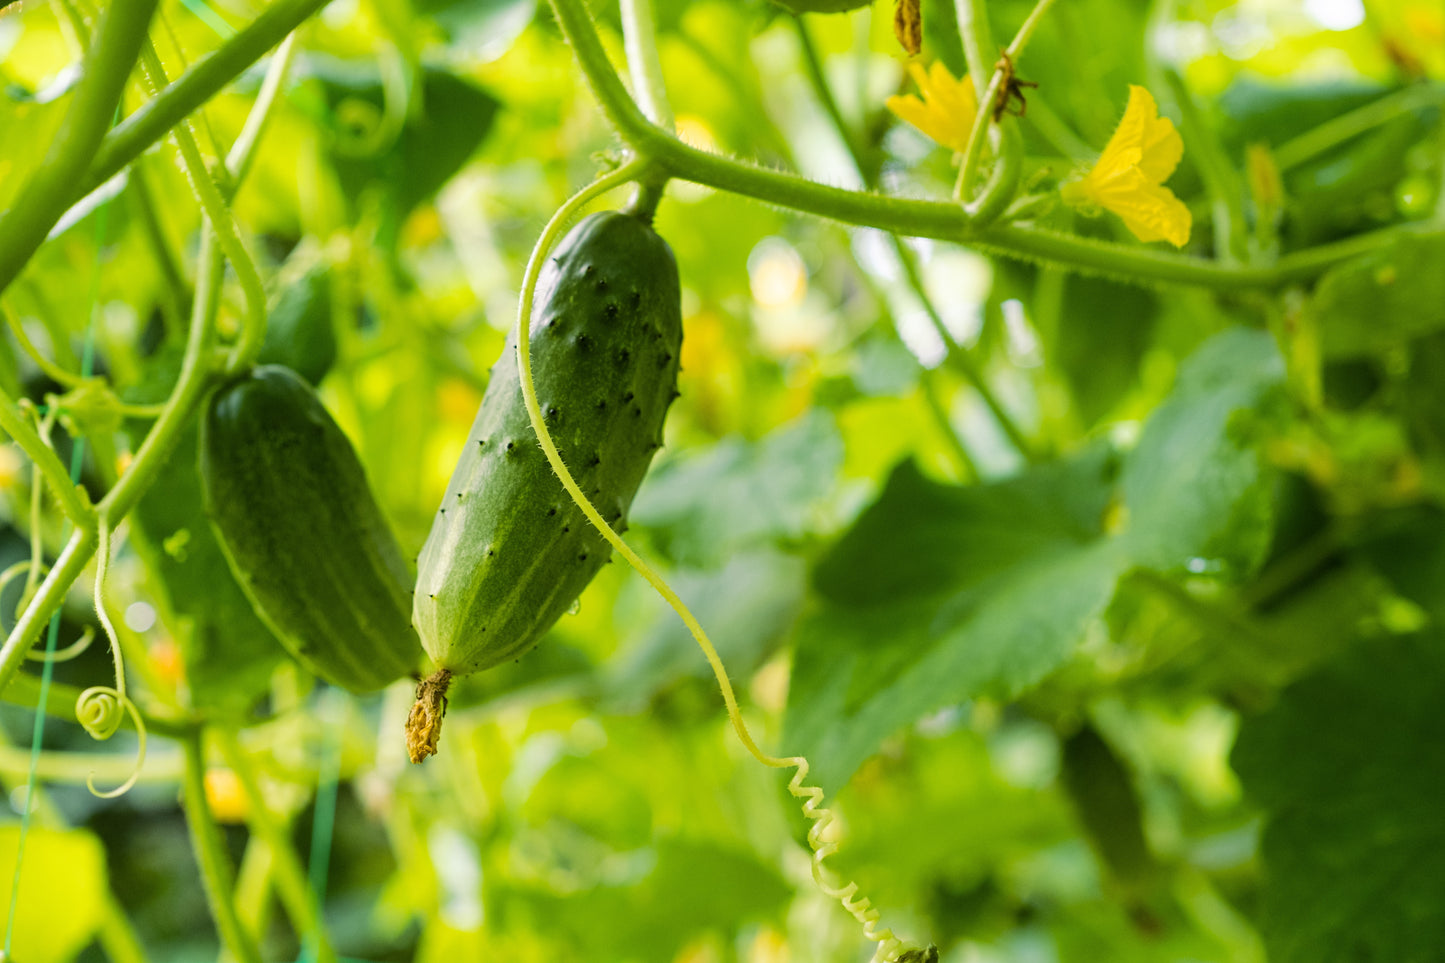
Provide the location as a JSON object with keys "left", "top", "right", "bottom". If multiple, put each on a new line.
{"left": 886, "top": 62, "right": 978, "bottom": 154}
{"left": 1061, "top": 85, "right": 1192, "bottom": 247}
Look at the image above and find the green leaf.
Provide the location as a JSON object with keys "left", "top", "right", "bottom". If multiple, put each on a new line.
{"left": 1116, "top": 327, "right": 1284, "bottom": 577}
{"left": 631, "top": 410, "right": 843, "bottom": 567}
{"left": 785, "top": 330, "right": 1286, "bottom": 792}
{"left": 787, "top": 452, "right": 1123, "bottom": 793}
{"left": 604, "top": 548, "right": 806, "bottom": 708}
{"left": 492, "top": 837, "right": 790, "bottom": 961}
{"left": 299, "top": 57, "right": 500, "bottom": 243}
{"left": 0, "top": 87, "right": 69, "bottom": 217}
{"left": 1313, "top": 232, "right": 1445, "bottom": 359}
{"left": 1232, "top": 634, "right": 1445, "bottom": 963}
{"left": 0, "top": 826, "right": 107, "bottom": 963}
{"left": 1358, "top": 506, "right": 1445, "bottom": 626}
{"left": 1052, "top": 275, "right": 1159, "bottom": 426}
{"left": 1216, "top": 78, "right": 1388, "bottom": 149}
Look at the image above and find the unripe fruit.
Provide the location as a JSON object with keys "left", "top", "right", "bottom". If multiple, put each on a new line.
{"left": 407, "top": 211, "right": 682, "bottom": 761}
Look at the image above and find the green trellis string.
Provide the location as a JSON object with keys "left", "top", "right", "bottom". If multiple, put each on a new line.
{"left": 302, "top": 693, "right": 343, "bottom": 963}
{"left": 3, "top": 191, "right": 110, "bottom": 957}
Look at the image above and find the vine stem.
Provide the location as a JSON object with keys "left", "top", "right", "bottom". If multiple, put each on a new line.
{"left": 181, "top": 731, "right": 263, "bottom": 963}
{"left": 544, "top": 0, "right": 1412, "bottom": 290}
{"left": 792, "top": 19, "right": 1035, "bottom": 462}
{"left": 214, "top": 730, "right": 338, "bottom": 963}
{"left": 957, "top": 0, "right": 1057, "bottom": 201}
{"left": 133, "top": 44, "right": 268, "bottom": 382}
{"left": 0, "top": 10, "right": 299, "bottom": 703}
{"left": 0, "top": 386, "right": 93, "bottom": 526}
{"left": 514, "top": 168, "right": 909, "bottom": 962}
{"left": 77, "top": 0, "right": 331, "bottom": 201}
{"left": 1274, "top": 82, "right": 1445, "bottom": 171}
{"left": 37, "top": 0, "right": 1427, "bottom": 293}
{"left": 0, "top": 0, "right": 160, "bottom": 299}
{"left": 954, "top": 0, "right": 996, "bottom": 92}
{"left": 1161, "top": 68, "right": 1247, "bottom": 263}
{"left": 225, "top": 34, "right": 299, "bottom": 198}
{"left": 0, "top": 234, "right": 218, "bottom": 701}
{"left": 619, "top": 0, "right": 674, "bottom": 131}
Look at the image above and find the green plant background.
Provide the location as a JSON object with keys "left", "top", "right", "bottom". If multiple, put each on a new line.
{"left": 0, "top": 0, "right": 1442, "bottom": 958}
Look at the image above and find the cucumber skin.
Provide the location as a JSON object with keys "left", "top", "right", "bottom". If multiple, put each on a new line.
{"left": 413, "top": 211, "right": 682, "bottom": 675}
{"left": 200, "top": 365, "right": 424, "bottom": 692}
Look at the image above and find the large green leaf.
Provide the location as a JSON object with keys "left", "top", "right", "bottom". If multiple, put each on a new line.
{"left": 786, "top": 452, "right": 1124, "bottom": 793}
{"left": 0, "top": 826, "right": 107, "bottom": 963}
{"left": 1313, "top": 232, "right": 1445, "bottom": 359}
{"left": 296, "top": 57, "right": 500, "bottom": 245}
{"left": 785, "top": 330, "right": 1285, "bottom": 792}
{"left": 1116, "top": 328, "right": 1284, "bottom": 576}
{"left": 631, "top": 410, "right": 844, "bottom": 567}
{"left": 1232, "top": 634, "right": 1445, "bottom": 963}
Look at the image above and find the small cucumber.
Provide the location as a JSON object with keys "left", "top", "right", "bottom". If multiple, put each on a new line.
{"left": 407, "top": 211, "right": 682, "bottom": 760}
{"left": 257, "top": 260, "right": 337, "bottom": 386}
{"left": 200, "top": 365, "right": 424, "bottom": 692}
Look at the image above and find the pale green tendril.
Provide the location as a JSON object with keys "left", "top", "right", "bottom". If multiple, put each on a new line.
{"left": 513, "top": 166, "right": 916, "bottom": 962}
{"left": 78, "top": 521, "right": 147, "bottom": 798}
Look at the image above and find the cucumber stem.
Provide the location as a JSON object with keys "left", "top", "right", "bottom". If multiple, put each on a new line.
{"left": 626, "top": 174, "right": 670, "bottom": 223}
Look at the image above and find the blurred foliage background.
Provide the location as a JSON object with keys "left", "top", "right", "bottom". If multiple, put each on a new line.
{"left": 0, "top": 0, "right": 1443, "bottom": 958}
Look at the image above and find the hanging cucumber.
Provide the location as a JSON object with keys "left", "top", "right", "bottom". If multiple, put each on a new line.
{"left": 200, "top": 364, "right": 425, "bottom": 692}
{"left": 407, "top": 210, "right": 682, "bottom": 761}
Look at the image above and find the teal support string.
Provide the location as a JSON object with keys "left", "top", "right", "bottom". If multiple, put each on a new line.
{"left": 302, "top": 692, "right": 344, "bottom": 963}
{"left": 3, "top": 189, "right": 110, "bottom": 957}
{"left": 178, "top": 0, "right": 237, "bottom": 38}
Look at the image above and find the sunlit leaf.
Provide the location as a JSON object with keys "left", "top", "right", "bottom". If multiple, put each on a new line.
{"left": 0, "top": 826, "right": 107, "bottom": 963}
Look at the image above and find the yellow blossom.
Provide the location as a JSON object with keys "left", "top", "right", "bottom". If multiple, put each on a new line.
{"left": 1061, "top": 85, "right": 1192, "bottom": 247}
{"left": 885, "top": 62, "right": 978, "bottom": 154}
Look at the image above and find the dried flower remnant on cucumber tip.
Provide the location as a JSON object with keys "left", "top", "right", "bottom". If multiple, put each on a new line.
{"left": 406, "top": 668, "right": 450, "bottom": 763}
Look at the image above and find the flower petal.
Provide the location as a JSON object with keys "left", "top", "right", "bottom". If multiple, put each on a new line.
{"left": 887, "top": 62, "right": 976, "bottom": 153}
{"left": 1096, "top": 86, "right": 1182, "bottom": 184}
{"left": 936, "top": 71, "right": 978, "bottom": 135}
{"left": 886, "top": 93, "right": 934, "bottom": 136}
{"left": 1087, "top": 166, "right": 1193, "bottom": 246}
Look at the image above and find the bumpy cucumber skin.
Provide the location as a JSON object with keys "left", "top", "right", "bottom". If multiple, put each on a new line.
{"left": 200, "top": 365, "right": 424, "bottom": 692}
{"left": 413, "top": 211, "right": 682, "bottom": 675}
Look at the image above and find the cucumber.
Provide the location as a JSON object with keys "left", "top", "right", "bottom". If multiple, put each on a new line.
{"left": 257, "top": 261, "right": 337, "bottom": 386}
{"left": 200, "top": 365, "right": 424, "bottom": 692}
{"left": 407, "top": 211, "right": 682, "bottom": 761}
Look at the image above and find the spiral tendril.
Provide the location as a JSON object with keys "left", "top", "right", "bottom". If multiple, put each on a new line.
{"left": 78, "top": 521, "right": 148, "bottom": 798}
{"left": 76, "top": 686, "right": 147, "bottom": 798}
{"left": 77, "top": 685, "right": 126, "bottom": 739}
{"left": 512, "top": 170, "right": 918, "bottom": 963}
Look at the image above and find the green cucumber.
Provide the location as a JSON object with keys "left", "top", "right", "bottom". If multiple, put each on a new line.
{"left": 256, "top": 260, "right": 337, "bottom": 386}
{"left": 407, "top": 210, "right": 682, "bottom": 761}
{"left": 200, "top": 364, "right": 424, "bottom": 692}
